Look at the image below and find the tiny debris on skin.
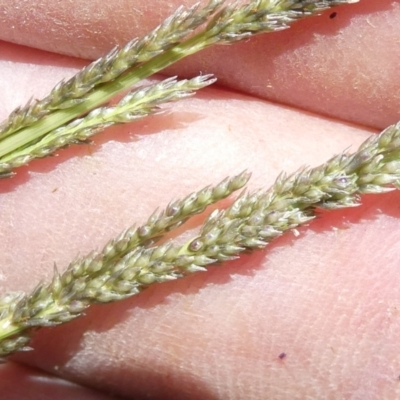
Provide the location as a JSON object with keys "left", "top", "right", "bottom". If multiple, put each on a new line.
{"left": 278, "top": 352, "right": 287, "bottom": 360}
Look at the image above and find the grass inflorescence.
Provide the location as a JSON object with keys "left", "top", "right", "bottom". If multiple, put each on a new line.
{"left": 3, "top": 119, "right": 400, "bottom": 356}
{"left": 0, "top": 75, "right": 216, "bottom": 174}
{"left": 0, "top": 0, "right": 357, "bottom": 177}
{"left": 0, "top": 0, "right": 374, "bottom": 357}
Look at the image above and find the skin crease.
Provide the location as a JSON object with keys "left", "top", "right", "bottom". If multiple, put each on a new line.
{"left": 0, "top": 0, "right": 399, "bottom": 398}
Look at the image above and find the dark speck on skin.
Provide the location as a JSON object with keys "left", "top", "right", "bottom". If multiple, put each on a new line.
{"left": 329, "top": 12, "right": 337, "bottom": 19}
{"left": 278, "top": 352, "right": 287, "bottom": 360}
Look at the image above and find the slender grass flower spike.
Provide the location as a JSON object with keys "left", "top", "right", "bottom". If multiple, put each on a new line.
{"left": 5, "top": 0, "right": 394, "bottom": 362}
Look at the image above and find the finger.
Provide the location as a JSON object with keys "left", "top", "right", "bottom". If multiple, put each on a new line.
{"left": 15, "top": 191, "right": 400, "bottom": 400}
{"left": 4, "top": 51, "right": 400, "bottom": 399}
{"left": 0, "top": 361, "right": 120, "bottom": 400}
{"left": 0, "top": 0, "right": 398, "bottom": 128}
{"left": 0, "top": 49, "right": 369, "bottom": 293}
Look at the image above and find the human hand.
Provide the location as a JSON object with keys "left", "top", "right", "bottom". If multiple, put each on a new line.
{"left": 0, "top": 0, "right": 400, "bottom": 398}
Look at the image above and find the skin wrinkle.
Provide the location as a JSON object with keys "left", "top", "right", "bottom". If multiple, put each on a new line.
{"left": 0, "top": 362, "right": 121, "bottom": 400}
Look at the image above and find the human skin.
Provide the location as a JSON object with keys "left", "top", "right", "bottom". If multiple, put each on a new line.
{"left": 0, "top": 0, "right": 400, "bottom": 399}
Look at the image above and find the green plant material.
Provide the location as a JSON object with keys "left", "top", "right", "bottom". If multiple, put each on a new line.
{"left": 0, "top": 0, "right": 362, "bottom": 357}
{"left": 0, "top": 75, "right": 216, "bottom": 175}
{"left": 0, "top": 172, "right": 251, "bottom": 355}
{"left": 2, "top": 119, "right": 400, "bottom": 356}
{"left": 0, "top": 0, "right": 357, "bottom": 176}
{"left": 0, "top": 0, "right": 221, "bottom": 140}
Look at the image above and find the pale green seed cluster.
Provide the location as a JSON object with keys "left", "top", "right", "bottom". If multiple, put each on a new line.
{"left": 203, "top": 0, "right": 358, "bottom": 45}
{"left": 0, "top": 0, "right": 357, "bottom": 177}
{"left": 0, "top": 75, "right": 215, "bottom": 175}
{"left": 0, "top": 1, "right": 221, "bottom": 140}
{"left": 3, "top": 121, "right": 400, "bottom": 356}
{"left": 0, "top": 0, "right": 362, "bottom": 357}
{"left": 0, "top": 172, "right": 250, "bottom": 355}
